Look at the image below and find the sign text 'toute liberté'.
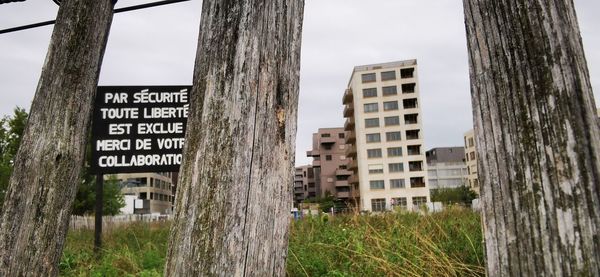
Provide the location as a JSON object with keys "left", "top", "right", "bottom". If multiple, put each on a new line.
{"left": 92, "top": 86, "right": 191, "bottom": 174}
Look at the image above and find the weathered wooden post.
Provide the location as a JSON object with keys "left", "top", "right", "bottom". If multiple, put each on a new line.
{"left": 0, "top": 0, "right": 114, "bottom": 275}
{"left": 164, "top": 0, "right": 304, "bottom": 275}
{"left": 463, "top": 0, "right": 600, "bottom": 275}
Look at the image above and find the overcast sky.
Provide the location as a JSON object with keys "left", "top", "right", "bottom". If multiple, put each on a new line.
{"left": 1, "top": 0, "right": 599, "bottom": 166}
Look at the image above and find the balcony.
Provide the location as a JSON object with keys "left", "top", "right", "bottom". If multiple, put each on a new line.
{"left": 407, "top": 145, "right": 421, "bottom": 155}
{"left": 402, "top": 83, "right": 416, "bottom": 93}
{"left": 403, "top": 98, "right": 418, "bottom": 109}
{"left": 404, "top": 114, "right": 418, "bottom": 125}
{"left": 306, "top": 150, "right": 320, "bottom": 157}
{"left": 401, "top": 68, "right": 415, "bottom": 79}
{"left": 312, "top": 159, "right": 321, "bottom": 167}
{"left": 406, "top": 130, "right": 420, "bottom": 140}
{"left": 343, "top": 104, "right": 354, "bottom": 118}
{"left": 336, "top": 169, "right": 353, "bottom": 176}
{"left": 343, "top": 88, "right": 353, "bottom": 104}
{"left": 344, "top": 118, "right": 355, "bottom": 131}
{"left": 335, "top": 180, "right": 349, "bottom": 187}
{"left": 336, "top": 191, "right": 350, "bottom": 199}
{"left": 320, "top": 137, "right": 336, "bottom": 144}
{"left": 409, "top": 161, "right": 423, "bottom": 172}
{"left": 346, "top": 131, "right": 356, "bottom": 144}
{"left": 347, "top": 145, "right": 357, "bottom": 158}
{"left": 349, "top": 160, "right": 358, "bottom": 171}
{"left": 348, "top": 174, "right": 359, "bottom": 184}
{"left": 410, "top": 177, "right": 426, "bottom": 188}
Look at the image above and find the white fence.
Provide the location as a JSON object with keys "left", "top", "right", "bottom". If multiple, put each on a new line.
{"left": 70, "top": 214, "right": 172, "bottom": 231}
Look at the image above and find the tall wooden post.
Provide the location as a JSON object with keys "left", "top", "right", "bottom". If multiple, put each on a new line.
{"left": 165, "top": 0, "right": 305, "bottom": 275}
{"left": 0, "top": 0, "right": 114, "bottom": 275}
{"left": 463, "top": 0, "right": 600, "bottom": 275}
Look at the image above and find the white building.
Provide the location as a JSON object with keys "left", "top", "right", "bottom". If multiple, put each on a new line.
{"left": 110, "top": 172, "right": 175, "bottom": 214}
{"left": 426, "top": 147, "right": 469, "bottom": 189}
{"left": 343, "top": 60, "right": 430, "bottom": 212}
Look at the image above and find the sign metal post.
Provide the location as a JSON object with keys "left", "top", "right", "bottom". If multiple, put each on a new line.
{"left": 94, "top": 173, "right": 103, "bottom": 254}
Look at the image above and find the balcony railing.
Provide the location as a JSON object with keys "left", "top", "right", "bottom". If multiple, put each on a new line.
{"left": 335, "top": 169, "right": 353, "bottom": 176}
{"left": 346, "top": 131, "right": 356, "bottom": 144}
{"left": 344, "top": 118, "right": 355, "bottom": 131}
{"left": 347, "top": 145, "right": 357, "bottom": 158}
{"left": 306, "top": 150, "right": 320, "bottom": 157}
{"left": 320, "top": 137, "right": 336, "bottom": 144}
{"left": 335, "top": 180, "right": 349, "bottom": 187}
{"left": 336, "top": 191, "right": 350, "bottom": 199}
{"left": 343, "top": 88, "right": 353, "bottom": 104}
{"left": 343, "top": 104, "right": 354, "bottom": 118}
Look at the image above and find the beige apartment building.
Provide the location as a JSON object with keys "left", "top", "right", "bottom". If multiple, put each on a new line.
{"left": 464, "top": 129, "right": 478, "bottom": 194}
{"left": 343, "top": 60, "right": 430, "bottom": 212}
{"left": 111, "top": 172, "right": 175, "bottom": 214}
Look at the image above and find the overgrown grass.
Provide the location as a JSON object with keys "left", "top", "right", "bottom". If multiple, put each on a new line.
{"left": 60, "top": 207, "right": 483, "bottom": 276}
{"left": 60, "top": 222, "right": 170, "bottom": 277}
{"left": 287, "top": 206, "right": 484, "bottom": 277}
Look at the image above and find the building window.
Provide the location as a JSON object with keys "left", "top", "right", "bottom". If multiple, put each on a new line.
{"left": 470, "top": 152, "right": 475, "bottom": 160}
{"left": 361, "top": 73, "right": 376, "bottom": 83}
{"left": 390, "top": 179, "right": 405, "bottom": 189}
{"left": 389, "top": 163, "right": 404, "bottom": 172}
{"left": 366, "top": 133, "right": 381, "bottom": 143}
{"left": 382, "top": 86, "right": 397, "bottom": 96}
{"left": 381, "top": 71, "right": 396, "bottom": 81}
{"left": 403, "top": 98, "right": 418, "bottom": 109}
{"left": 363, "top": 88, "right": 377, "bottom": 98}
{"left": 371, "top": 198, "right": 386, "bottom": 211}
{"left": 384, "top": 116, "right": 400, "bottom": 126}
{"left": 383, "top": 101, "right": 399, "bottom": 111}
{"left": 406, "top": 130, "right": 420, "bottom": 140}
{"left": 365, "top": 118, "right": 380, "bottom": 128}
{"left": 407, "top": 145, "right": 421, "bottom": 155}
{"left": 392, "top": 197, "right": 407, "bottom": 208}
{"left": 321, "top": 133, "right": 331, "bottom": 137}
{"left": 338, "top": 133, "right": 345, "bottom": 139}
{"left": 404, "top": 113, "right": 418, "bottom": 124}
{"left": 368, "top": 164, "right": 384, "bottom": 174}
{"left": 386, "top": 131, "right": 402, "bottom": 141}
{"left": 387, "top": 147, "right": 403, "bottom": 157}
{"left": 367, "top": 149, "right": 382, "bottom": 158}
{"left": 469, "top": 138, "right": 475, "bottom": 147}
{"left": 402, "top": 83, "right": 416, "bottom": 93}
{"left": 364, "top": 103, "right": 379, "bottom": 113}
{"left": 409, "top": 161, "right": 423, "bottom": 171}
{"left": 370, "top": 181, "right": 385, "bottom": 190}
{"left": 326, "top": 155, "right": 332, "bottom": 161}
{"left": 323, "top": 144, "right": 332, "bottom": 150}
{"left": 413, "top": 196, "right": 427, "bottom": 207}
{"left": 401, "top": 68, "right": 415, "bottom": 78}
{"left": 410, "top": 177, "right": 426, "bottom": 188}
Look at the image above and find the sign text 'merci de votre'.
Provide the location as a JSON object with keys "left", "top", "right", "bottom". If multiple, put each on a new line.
{"left": 92, "top": 86, "right": 191, "bottom": 174}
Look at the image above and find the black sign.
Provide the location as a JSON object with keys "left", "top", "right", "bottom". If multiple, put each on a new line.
{"left": 91, "top": 86, "right": 191, "bottom": 174}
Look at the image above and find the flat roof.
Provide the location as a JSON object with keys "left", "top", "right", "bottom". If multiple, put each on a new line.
{"left": 347, "top": 59, "right": 418, "bottom": 87}
{"left": 353, "top": 59, "right": 418, "bottom": 73}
